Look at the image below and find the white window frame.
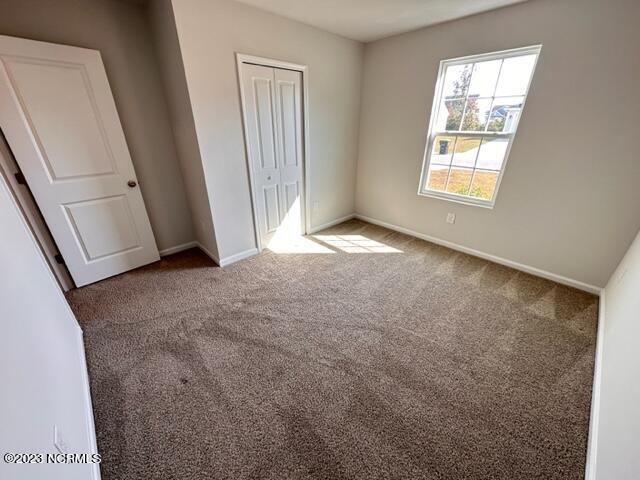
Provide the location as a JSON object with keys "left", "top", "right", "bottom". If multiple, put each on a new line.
{"left": 418, "top": 45, "right": 542, "bottom": 208}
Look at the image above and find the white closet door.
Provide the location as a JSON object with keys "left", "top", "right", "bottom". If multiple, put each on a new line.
{"left": 0, "top": 35, "right": 159, "bottom": 287}
{"left": 240, "top": 62, "right": 303, "bottom": 249}
{"left": 273, "top": 68, "right": 304, "bottom": 239}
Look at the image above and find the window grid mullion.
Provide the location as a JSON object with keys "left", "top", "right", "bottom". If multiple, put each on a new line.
{"left": 469, "top": 61, "right": 504, "bottom": 196}
{"left": 484, "top": 59, "right": 505, "bottom": 133}
{"left": 467, "top": 139, "right": 482, "bottom": 196}
{"left": 457, "top": 62, "right": 478, "bottom": 131}
{"left": 492, "top": 94, "right": 527, "bottom": 100}
{"left": 458, "top": 101, "right": 469, "bottom": 132}
{"left": 433, "top": 130, "right": 510, "bottom": 137}
{"left": 459, "top": 94, "right": 525, "bottom": 102}
{"left": 442, "top": 135, "right": 460, "bottom": 192}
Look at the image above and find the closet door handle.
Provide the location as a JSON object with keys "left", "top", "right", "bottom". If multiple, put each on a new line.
{"left": 127, "top": 180, "right": 137, "bottom": 188}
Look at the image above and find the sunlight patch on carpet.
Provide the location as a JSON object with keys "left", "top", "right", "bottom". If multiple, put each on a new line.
{"left": 312, "top": 234, "right": 403, "bottom": 253}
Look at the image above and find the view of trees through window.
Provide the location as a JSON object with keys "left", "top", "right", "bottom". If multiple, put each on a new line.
{"left": 422, "top": 48, "right": 539, "bottom": 203}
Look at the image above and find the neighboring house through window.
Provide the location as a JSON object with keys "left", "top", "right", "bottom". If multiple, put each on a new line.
{"left": 419, "top": 45, "right": 541, "bottom": 207}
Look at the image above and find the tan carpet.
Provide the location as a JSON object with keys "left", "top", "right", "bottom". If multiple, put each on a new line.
{"left": 67, "top": 219, "right": 598, "bottom": 480}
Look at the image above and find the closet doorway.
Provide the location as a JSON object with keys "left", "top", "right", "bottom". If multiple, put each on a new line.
{"left": 237, "top": 54, "right": 310, "bottom": 251}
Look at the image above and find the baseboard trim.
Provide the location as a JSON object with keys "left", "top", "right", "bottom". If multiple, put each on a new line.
{"left": 354, "top": 214, "right": 602, "bottom": 295}
{"left": 195, "top": 242, "right": 258, "bottom": 268}
{"left": 308, "top": 214, "right": 356, "bottom": 234}
{"left": 218, "top": 247, "right": 259, "bottom": 267}
{"left": 76, "top": 328, "right": 101, "bottom": 480}
{"left": 196, "top": 242, "right": 220, "bottom": 265}
{"left": 585, "top": 291, "right": 605, "bottom": 480}
{"left": 158, "top": 241, "right": 198, "bottom": 257}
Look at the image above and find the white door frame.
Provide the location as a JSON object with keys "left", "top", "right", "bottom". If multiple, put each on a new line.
{"left": 0, "top": 130, "right": 74, "bottom": 291}
{"left": 236, "top": 53, "right": 311, "bottom": 252}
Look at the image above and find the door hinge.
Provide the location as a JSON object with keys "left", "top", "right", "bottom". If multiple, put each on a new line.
{"left": 14, "top": 171, "right": 27, "bottom": 185}
{"left": 54, "top": 253, "right": 65, "bottom": 265}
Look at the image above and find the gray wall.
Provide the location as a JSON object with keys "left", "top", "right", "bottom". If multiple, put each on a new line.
{"left": 593, "top": 228, "right": 640, "bottom": 479}
{"left": 0, "top": 0, "right": 194, "bottom": 252}
{"left": 356, "top": 0, "right": 640, "bottom": 288}
{"left": 147, "top": 0, "right": 219, "bottom": 259}
{"left": 169, "top": 0, "right": 363, "bottom": 261}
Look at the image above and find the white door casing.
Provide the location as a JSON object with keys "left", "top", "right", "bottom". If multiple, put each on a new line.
{"left": 239, "top": 61, "right": 304, "bottom": 249}
{"left": 0, "top": 35, "right": 159, "bottom": 287}
{"left": 0, "top": 132, "right": 75, "bottom": 291}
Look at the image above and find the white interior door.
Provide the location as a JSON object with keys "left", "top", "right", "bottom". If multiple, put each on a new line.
{"left": 0, "top": 35, "right": 159, "bottom": 287}
{"left": 240, "top": 62, "right": 304, "bottom": 249}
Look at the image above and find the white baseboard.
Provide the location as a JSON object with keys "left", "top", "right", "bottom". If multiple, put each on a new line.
{"left": 196, "top": 242, "right": 220, "bottom": 265}
{"left": 308, "top": 214, "right": 356, "bottom": 234}
{"left": 218, "top": 247, "right": 259, "bottom": 267}
{"left": 585, "top": 292, "right": 605, "bottom": 480}
{"left": 195, "top": 242, "right": 258, "bottom": 267}
{"left": 354, "top": 214, "right": 602, "bottom": 295}
{"left": 158, "top": 241, "right": 198, "bottom": 257}
{"left": 76, "top": 328, "right": 101, "bottom": 480}
{"left": 195, "top": 242, "right": 258, "bottom": 268}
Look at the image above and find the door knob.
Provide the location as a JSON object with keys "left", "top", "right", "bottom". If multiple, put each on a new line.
{"left": 267, "top": 175, "right": 272, "bottom": 181}
{"left": 127, "top": 180, "right": 137, "bottom": 188}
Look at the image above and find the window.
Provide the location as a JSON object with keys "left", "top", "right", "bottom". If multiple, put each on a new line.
{"left": 419, "top": 45, "right": 541, "bottom": 207}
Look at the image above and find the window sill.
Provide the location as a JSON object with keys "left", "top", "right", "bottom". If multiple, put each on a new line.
{"left": 417, "top": 189, "right": 495, "bottom": 209}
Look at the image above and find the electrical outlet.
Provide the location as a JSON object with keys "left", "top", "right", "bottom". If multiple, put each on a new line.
{"left": 312, "top": 201, "right": 320, "bottom": 214}
{"left": 53, "top": 425, "right": 68, "bottom": 454}
{"left": 446, "top": 213, "right": 456, "bottom": 224}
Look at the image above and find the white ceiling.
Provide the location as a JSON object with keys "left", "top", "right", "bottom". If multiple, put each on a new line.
{"left": 232, "top": 0, "right": 529, "bottom": 42}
